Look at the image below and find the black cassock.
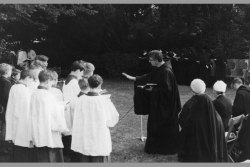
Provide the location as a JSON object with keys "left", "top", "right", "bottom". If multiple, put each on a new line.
{"left": 178, "top": 94, "right": 228, "bottom": 162}
{"left": 232, "top": 85, "right": 250, "bottom": 117}
{"left": 134, "top": 62, "right": 181, "bottom": 155}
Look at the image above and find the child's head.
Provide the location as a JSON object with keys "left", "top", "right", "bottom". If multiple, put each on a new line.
{"left": 83, "top": 62, "right": 95, "bottom": 78}
{"left": 11, "top": 68, "right": 21, "bottom": 81}
{"left": 38, "top": 70, "right": 54, "bottom": 88}
{"left": 20, "top": 69, "right": 34, "bottom": 80}
{"left": 50, "top": 70, "right": 58, "bottom": 87}
{"left": 70, "top": 60, "right": 85, "bottom": 79}
{"left": 78, "top": 78, "right": 89, "bottom": 92}
{"left": 88, "top": 74, "right": 103, "bottom": 89}
{"left": 71, "top": 60, "right": 85, "bottom": 72}
{"left": 35, "top": 55, "right": 49, "bottom": 69}
{"left": 0, "top": 63, "right": 13, "bottom": 77}
{"left": 20, "top": 69, "right": 35, "bottom": 85}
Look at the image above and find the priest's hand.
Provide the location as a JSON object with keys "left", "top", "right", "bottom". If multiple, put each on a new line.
{"left": 122, "top": 72, "right": 136, "bottom": 81}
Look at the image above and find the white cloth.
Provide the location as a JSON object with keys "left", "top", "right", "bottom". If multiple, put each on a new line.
{"left": 62, "top": 78, "right": 80, "bottom": 135}
{"left": 17, "top": 51, "right": 27, "bottom": 65}
{"left": 190, "top": 78, "right": 206, "bottom": 94}
{"left": 5, "top": 84, "right": 33, "bottom": 147}
{"left": 30, "top": 89, "right": 68, "bottom": 148}
{"left": 213, "top": 80, "right": 227, "bottom": 93}
{"left": 71, "top": 94, "right": 119, "bottom": 156}
{"left": 49, "top": 87, "right": 64, "bottom": 102}
{"left": 27, "top": 81, "right": 39, "bottom": 92}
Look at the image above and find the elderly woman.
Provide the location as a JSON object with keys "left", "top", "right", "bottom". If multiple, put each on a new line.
{"left": 178, "top": 79, "right": 228, "bottom": 162}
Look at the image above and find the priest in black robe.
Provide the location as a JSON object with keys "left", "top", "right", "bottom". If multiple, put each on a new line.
{"left": 231, "top": 77, "right": 250, "bottom": 117}
{"left": 231, "top": 77, "right": 250, "bottom": 161}
{"left": 178, "top": 79, "right": 228, "bottom": 162}
{"left": 123, "top": 50, "right": 181, "bottom": 155}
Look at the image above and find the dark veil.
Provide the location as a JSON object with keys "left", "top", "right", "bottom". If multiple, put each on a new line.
{"left": 178, "top": 94, "right": 228, "bottom": 162}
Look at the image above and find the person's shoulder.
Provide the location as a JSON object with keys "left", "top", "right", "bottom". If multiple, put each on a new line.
{"left": 10, "top": 83, "right": 25, "bottom": 91}
{"left": 0, "top": 77, "right": 11, "bottom": 85}
{"left": 64, "top": 75, "right": 78, "bottom": 85}
{"left": 51, "top": 87, "right": 62, "bottom": 93}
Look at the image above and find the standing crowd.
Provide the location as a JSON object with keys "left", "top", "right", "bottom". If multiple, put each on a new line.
{"left": 0, "top": 51, "right": 119, "bottom": 162}
{"left": 0, "top": 49, "right": 250, "bottom": 163}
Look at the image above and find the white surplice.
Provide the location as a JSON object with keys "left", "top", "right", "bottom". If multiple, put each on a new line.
{"left": 49, "top": 87, "right": 64, "bottom": 102}
{"left": 5, "top": 83, "right": 33, "bottom": 147}
{"left": 30, "top": 88, "right": 68, "bottom": 148}
{"left": 71, "top": 94, "right": 119, "bottom": 156}
{"left": 27, "top": 80, "right": 39, "bottom": 92}
{"left": 62, "top": 78, "right": 80, "bottom": 135}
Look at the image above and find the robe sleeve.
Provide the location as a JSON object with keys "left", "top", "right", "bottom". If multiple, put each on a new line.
{"left": 213, "top": 100, "right": 227, "bottom": 118}
{"left": 232, "top": 92, "right": 245, "bottom": 117}
{"left": 5, "top": 87, "right": 15, "bottom": 141}
{"left": 179, "top": 98, "right": 193, "bottom": 128}
{"left": 104, "top": 96, "right": 119, "bottom": 128}
{"left": 2, "top": 80, "right": 11, "bottom": 110}
{"left": 150, "top": 69, "right": 178, "bottom": 118}
{"left": 51, "top": 97, "right": 69, "bottom": 133}
{"left": 27, "top": 96, "right": 33, "bottom": 144}
{"left": 135, "top": 73, "right": 151, "bottom": 85}
{"left": 62, "top": 80, "right": 80, "bottom": 134}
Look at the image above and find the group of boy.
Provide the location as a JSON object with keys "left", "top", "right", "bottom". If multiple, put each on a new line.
{"left": 0, "top": 57, "right": 119, "bottom": 162}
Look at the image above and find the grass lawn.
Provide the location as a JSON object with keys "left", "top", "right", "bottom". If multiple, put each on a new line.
{"left": 102, "top": 78, "right": 236, "bottom": 162}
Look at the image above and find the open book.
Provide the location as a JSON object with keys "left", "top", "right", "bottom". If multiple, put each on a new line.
{"left": 137, "top": 83, "right": 157, "bottom": 89}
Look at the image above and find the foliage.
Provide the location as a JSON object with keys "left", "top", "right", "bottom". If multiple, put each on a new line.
{"left": 1, "top": 4, "right": 250, "bottom": 77}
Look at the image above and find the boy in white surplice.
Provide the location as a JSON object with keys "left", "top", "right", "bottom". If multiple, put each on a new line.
{"left": 5, "top": 70, "right": 35, "bottom": 162}
{"left": 30, "top": 70, "right": 68, "bottom": 162}
{"left": 71, "top": 74, "right": 119, "bottom": 162}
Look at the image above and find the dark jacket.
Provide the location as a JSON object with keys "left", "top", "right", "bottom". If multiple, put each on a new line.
{"left": 0, "top": 76, "right": 12, "bottom": 122}
{"left": 232, "top": 85, "right": 250, "bottom": 117}
{"left": 213, "top": 95, "right": 232, "bottom": 131}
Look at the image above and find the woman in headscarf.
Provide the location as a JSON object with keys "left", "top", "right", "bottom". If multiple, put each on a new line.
{"left": 178, "top": 79, "right": 228, "bottom": 162}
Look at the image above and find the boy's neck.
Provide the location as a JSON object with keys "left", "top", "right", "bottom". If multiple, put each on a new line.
{"left": 39, "top": 82, "right": 50, "bottom": 90}
{"left": 89, "top": 88, "right": 101, "bottom": 93}
{"left": 80, "top": 89, "right": 89, "bottom": 94}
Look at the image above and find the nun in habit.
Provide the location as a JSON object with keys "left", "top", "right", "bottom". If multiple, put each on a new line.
{"left": 212, "top": 80, "right": 232, "bottom": 131}
{"left": 178, "top": 79, "right": 228, "bottom": 162}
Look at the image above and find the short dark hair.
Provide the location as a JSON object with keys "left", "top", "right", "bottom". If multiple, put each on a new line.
{"left": 88, "top": 74, "right": 103, "bottom": 89}
{"left": 20, "top": 70, "right": 34, "bottom": 80}
{"left": 78, "top": 78, "right": 89, "bottom": 90}
{"left": 71, "top": 60, "right": 85, "bottom": 72}
{"left": 38, "top": 70, "right": 53, "bottom": 83}
{"left": 148, "top": 50, "right": 163, "bottom": 62}
{"left": 232, "top": 78, "right": 243, "bottom": 85}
